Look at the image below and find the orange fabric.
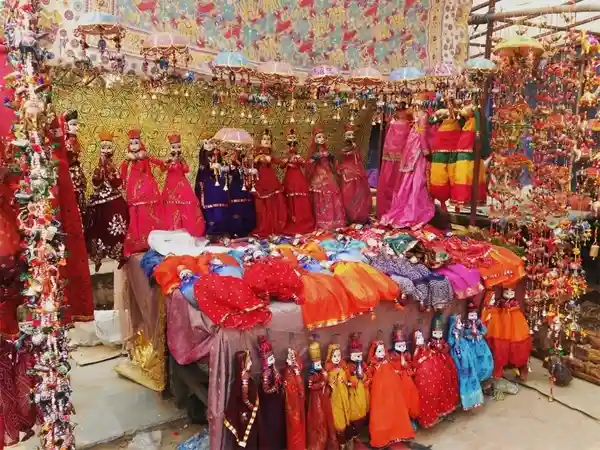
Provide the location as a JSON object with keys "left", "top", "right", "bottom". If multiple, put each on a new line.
{"left": 300, "top": 241, "right": 328, "bottom": 261}
{"left": 301, "top": 271, "right": 352, "bottom": 329}
{"left": 508, "top": 307, "right": 530, "bottom": 342}
{"left": 275, "top": 245, "right": 301, "bottom": 268}
{"left": 358, "top": 263, "right": 401, "bottom": 301}
{"left": 333, "top": 262, "right": 380, "bottom": 315}
{"left": 479, "top": 246, "right": 525, "bottom": 289}
{"left": 154, "top": 255, "right": 205, "bottom": 295}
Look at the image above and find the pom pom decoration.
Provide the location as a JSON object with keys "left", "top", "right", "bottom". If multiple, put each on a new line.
{"left": 3, "top": 1, "right": 76, "bottom": 448}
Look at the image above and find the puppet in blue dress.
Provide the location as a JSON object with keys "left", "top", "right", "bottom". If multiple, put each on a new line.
{"left": 448, "top": 313, "right": 484, "bottom": 410}
{"left": 464, "top": 301, "right": 494, "bottom": 381}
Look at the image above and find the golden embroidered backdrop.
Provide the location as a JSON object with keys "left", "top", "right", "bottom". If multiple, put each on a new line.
{"left": 52, "top": 81, "right": 374, "bottom": 193}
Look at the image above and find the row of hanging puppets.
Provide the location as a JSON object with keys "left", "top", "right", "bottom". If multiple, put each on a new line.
{"left": 53, "top": 99, "right": 484, "bottom": 272}
{"left": 229, "top": 295, "right": 531, "bottom": 450}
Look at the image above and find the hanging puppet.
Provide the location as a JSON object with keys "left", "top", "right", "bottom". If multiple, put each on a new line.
{"left": 226, "top": 146, "right": 256, "bottom": 237}
{"left": 464, "top": 300, "right": 494, "bottom": 382}
{"left": 389, "top": 325, "right": 420, "bottom": 421}
{"left": 85, "top": 130, "right": 129, "bottom": 271}
{"left": 161, "top": 134, "right": 205, "bottom": 237}
{"left": 282, "top": 348, "right": 306, "bottom": 450}
{"left": 326, "top": 339, "right": 351, "bottom": 445}
{"left": 346, "top": 333, "right": 369, "bottom": 445}
{"left": 60, "top": 109, "right": 87, "bottom": 220}
{"left": 337, "top": 124, "right": 371, "bottom": 224}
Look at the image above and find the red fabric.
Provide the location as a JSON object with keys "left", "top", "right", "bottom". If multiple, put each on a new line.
{"left": 306, "top": 370, "right": 338, "bottom": 450}
{"left": 450, "top": 183, "right": 486, "bottom": 206}
{"left": 282, "top": 163, "right": 314, "bottom": 235}
{"left": 282, "top": 365, "right": 306, "bottom": 450}
{"left": 0, "top": 49, "right": 15, "bottom": 138}
{"left": 338, "top": 150, "right": 371, "bottom": 224}
{"left": 252, "top": 163, "right": 287, "bottom": 237}
{"left": 243, "top": 258, "right": 304, "bottom": 303}
{"left": 456, "top": 129, "right": 475, "bottom": 151}
{"left": 432, "top": 129, "right": 461, "bottom": 152}
{"left": 52, "top": 141, "right": 94, "bottom": 323}
{"left": 193, "top": 274, "right": 272, "bottom": 330}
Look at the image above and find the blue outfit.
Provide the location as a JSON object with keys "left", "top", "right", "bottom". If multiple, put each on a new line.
{"left": 464, "top": 319, "right": 494, "bottom": 381}
{"left": 320, "top": 238, "right": 367, "bottom": 262}
{"left": 448, "top": 314, "right": 484, "bottom": 410}
{"left": 140, "top": 250, "right": 166, "bottom": 284}
{"left": 180, "top": 274, "right": 200, "bottom": 309}
{"left": 227, "top": 169, "right": 256, "bottom": 237}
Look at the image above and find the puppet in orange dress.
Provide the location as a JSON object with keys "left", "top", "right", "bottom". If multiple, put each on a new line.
{"left": 307, "top": 338, "right": 338, "bottom": 450}
{"left": 346, "top": 333, "right": 369, "bottom": 449}
{"left": 282, "top": 348, "right": 306, "bottom": 450}
{"left": 326, "top": 341, "right": 351, "bottom": 445}
{"left": 257, "top": 336, "right": 286, "bottom": 450}
{"left": 389, "top": 325, "right": 420, "bottom": 420}
{"left": 366, "top": 335, "right": 415, "bottom": 448}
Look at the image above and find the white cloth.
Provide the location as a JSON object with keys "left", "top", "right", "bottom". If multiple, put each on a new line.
{"left": 148, "top": 230, "right": 208, "bottom": 256}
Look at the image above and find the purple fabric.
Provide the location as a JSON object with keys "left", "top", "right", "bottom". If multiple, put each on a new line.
{"left": 367, "top": 169, "right": 379, "bottom": 189}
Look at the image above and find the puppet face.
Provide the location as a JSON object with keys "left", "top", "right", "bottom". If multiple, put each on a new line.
{"left": 129, "top": 138, "right": 141, "bottom": 152}
{"left": 415, "top": 331, "right": 425, "bottom": 346}
{"left": 100, "top": 140, "right": 114, "bottom": 157}
{"left": 245, "top": 355, "right": 252, "bottom": 371}
{"left": 67, "top": 118, "right": 78, "bottom": 135}
{"left": 455, "top": 315, "right": 464, "bottom": 330}
{"left": 467, "top": 311, "right": 478, "bottom": 321}
{"left": 204, "top": 140, "right": 215, "bottom": 152}
{"left": 286, "top": 349, "right": 296, "bottom": 367}
{"left": 375, "top": 343, "right": 385, "bottom": 359}
{"left": 394, "top": 341, "right": 407, "bottom": 352}
{"left": 286, "top": 134, "right": 298, "bottom": 146}
{"left": 344, "top": 130, "right": 355, "bottom": 142}
{"left": 313, "top": 360, "right": 322, "bottom": 370}
{"left": 267, "top": 354, "right": 275, "bottom": 366}
{"left": 170, "top": 142, "right": 182, "bottom": 158}
{"left": 330, "top": 348, "right": 342, "bottom": 365}
{"left": 432, "top": 329, "right": 443, "bottom": 339}
{"left": 315, "top": 132, "right": 326, "bottom": 145}
{"left": 178, "top": 268, "right": 193, "bottom": 280}
{"left": 260, "top": 133, "right": 272, "bottom": 148}
{"left": 503, "top": 288, "right": 515, "bottom": 300}
{"left": 350, "top": 351, "right": 362, "bottom": 362}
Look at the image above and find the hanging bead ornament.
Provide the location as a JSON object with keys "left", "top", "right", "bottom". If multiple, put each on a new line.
{"left": 74, "top": 12, "right": 126, "bottom": 73}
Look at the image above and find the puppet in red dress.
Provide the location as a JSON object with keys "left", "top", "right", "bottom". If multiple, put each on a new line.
{"left": 389, "top": 325, "right": 420, "bottom": 420}
{"left": 282, "top": 348, "right": 306, "bottom": 450}
{"left": 252, "top": 129, "right": 287, "bottom": 237}
{"left": 161, "top": 134, "right": 205, "bottom": 237}
{"left": 257, "top": 336, "right": 286, "bottom": 450}
{"left": 48, "top": 115, "right": 94, "bottom": 324}
{"left": 121, "top": 129, "right": 165, "bottom": 255}
{"left": 60, "top": 110, "right": 87, "bottom": 221}
{"left": 337, "top": 124, "right": 371, "bottom": 224}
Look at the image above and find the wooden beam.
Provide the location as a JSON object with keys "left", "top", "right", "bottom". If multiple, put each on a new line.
{"left": 469, "top": 0, "right": 584, "bottom": 39}
{"left": 471, "top": 0, "right": 502, "bottom": 13}
{"left": 532, "top": 14, "right": 600, "bottom": 39}
{"left": 469, "top": 4, "right": 600, "bottom": 25}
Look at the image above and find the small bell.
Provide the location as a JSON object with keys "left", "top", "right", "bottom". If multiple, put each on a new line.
{"left": 590, "top": 243, "right": 599, "bottom": 259}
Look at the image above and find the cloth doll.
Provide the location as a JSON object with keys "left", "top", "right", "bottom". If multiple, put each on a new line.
{"left": 282, "top": 348, "right": 306, "bottom": 450}
{"left": 389, "top": 325, "right": 420, "bottom": 420}
{"left": 60, "top": 109, "right": 87, "bottom": 219}
{"left": 346, "top": 333, "right": 369, "bottom": 441}
{"left": 257, "top": 335, "right": 286, "bottom": 449}
{"left": 464, "top": 300, "right": 494, "bottom": 382}
{"left": 325, "top": 340, "right": 351, "bottom": 445}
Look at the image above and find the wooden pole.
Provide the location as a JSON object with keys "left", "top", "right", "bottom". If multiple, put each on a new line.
{"left": 469, "top": 0, "right": 495, "bottom": 227}
{"left": 469, "top": 5, "right": 600, "bottom": 24}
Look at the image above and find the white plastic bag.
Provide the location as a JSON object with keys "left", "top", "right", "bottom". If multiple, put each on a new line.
{"left": 94, "top": 309, "right": 123, "bottom": 345}
{"left": 127, "top": 430, "right": 162, "bottom": 450}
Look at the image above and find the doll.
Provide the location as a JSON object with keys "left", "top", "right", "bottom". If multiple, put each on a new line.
{"left": 85, "top": 130, "right": 129, "bottom": 271}
{"left": 224, "top": 350, "right": 259, "bottom": 449}
{"left": 366, "top": 334, "right": 414, "bottom": 448}
{"left": 346, "top": 333, "right": 369, "bottom": 440}
{"left": 429, "top": 313, "right": 460, "bottom": 408}
{"left": 47, "top": 116, "right": 94, "bottom": 324}
{"left": 412, "top": 325, "right": 458, "bottom": 428}
{"left": 282, "top": 128, "right": 315, "bottom": 234}
{"left": 120, "top": 129, "right": 165, "bottom": 255}
{"left": 60, "top": 109, "right": 87, "bottom": 219}
{"left": 161, "top": 134, "right": 205, "bottom": 237}
{"left": 307, "top": 338, "right": 338, "bottom": 450}
{"left": 257, "top": 335, "right": 286, "bottom": 450}
{"left": 308, "top": 126, "right": 346, "bottom": 230}
{"left": 282, "top": 348, "right": 306, "bottom": 450}
{"left": 337, "top": 124, "right": 371, "bottom": 224}
{"left": 389, "top": 325, "right": 420, "bottom": 420}
{"left": 252, "top": 129, "right": 287, "bottom": 236}
{"left": 226, "top": 147, "right": 256, "bottom": 237}
{"left": 464, "top": 301, "right": 494, "bottom": 382}
{"left": 448, "top": 313, "right": 484, "bottom": 410}
{"left": 325, "top": 340, "right": 351, "bottom": 446}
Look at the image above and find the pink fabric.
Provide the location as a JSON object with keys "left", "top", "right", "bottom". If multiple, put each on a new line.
{"left": 435, "top": 264, "right": 484, "bottom": 300}
{"left": 162, "top": 161, "right": 205, "bottom": 237}
{"left": 376, "top": 120, "right": 411, "bottom": 218}
{"left": 382, "top": 121, "right": 435, "bottom": 228}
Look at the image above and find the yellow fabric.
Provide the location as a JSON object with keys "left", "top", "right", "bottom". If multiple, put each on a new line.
{"left": 430, "top": 160, "right": 450, "bottom": 187}
{"left": 357, "top": 263, "right": 400, "bottom": 301}
{"left": 328, "top": 367, "right": 352, "bottom": 433}
{"left": 439, "top": 118, "right": 461, "bottom": 132}
{"left": 348, "top": 378, "right": 370, "bottom": 423}
{"left": 333, "top": 262, "right": 379, "bottom": 312}
{"left": 462, "top": 116, "right": 476, "bottom": 132}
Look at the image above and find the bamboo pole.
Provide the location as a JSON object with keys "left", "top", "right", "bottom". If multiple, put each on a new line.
{"left": 469, "top": 5, "right": 600, "bottom": 24}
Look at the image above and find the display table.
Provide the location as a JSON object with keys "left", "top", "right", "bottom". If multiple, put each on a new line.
{"left": 119, "top": 253, "right": 526, "bottom": 450}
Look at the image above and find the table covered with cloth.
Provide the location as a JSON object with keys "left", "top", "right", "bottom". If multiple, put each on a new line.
{"left": 122, "top": 253, "right": 523, "bottom": 450}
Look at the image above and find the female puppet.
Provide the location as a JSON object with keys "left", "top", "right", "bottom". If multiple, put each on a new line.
{"left": 227, "top": 147, "right": 256, "bottom": 237}
{"left": 429, "top": 314, "right": 460, "bottom": 411}
{"left": 337, "top": 124, "right": 371, "bottom": 224}
{"left": 464, "top": 300, "right": 494, "bottom": 382}
{"left": 448, "top": 314, "right": 484, "bottom": 410}
{"left": 308, "top": 126, "right": 346, "bottom": 230}
{"left": 60, "top": 109, "right": 87, "bottom": 219}
{"left": 366, "top": 335, "right": 415, "bottom": 448}
{"left": 282, "top": 128, "right": 315, "bottom": 234}
{"left": 161, "top": 134, "right": 205, "bottom": 237}
{"left": 346, "top": 333, "right": 369, "bottom": 441}
{"left": 389, "top": 325, "right": 420, "bottom": 420}
{"left": 257, "top": 335, "right": 286, "bottom": 449}
{"left": 48, "top": 116, "right": 94, "bottom": 323}
{"left": 326, "top": 340, "right": 351, "bottom": 445}
{"left": 282, "top": 348, "right": 306, "bottom": 450}
{"left": 252, "top": 129, "right": 287, "bottom": 236}
{"left": 307, "top": 338, "right": 338, "bottom": 450}
{"left": 85, "top": 130, "right": 129, "bottom": 271}
{"left": 224, "top": 350, "right": 259, "bottom": 449}
{"left": 121, "top": 129, "right": 165, "bottom": 255}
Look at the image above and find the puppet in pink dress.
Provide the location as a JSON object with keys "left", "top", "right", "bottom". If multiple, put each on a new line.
{"left": 161, "top": 134, "right": 205, "bottom": 237}
{"left": 121, "top": 129, "right": 165, "bottom": 256}
{"left": 307, "top": 126, "right": 346, "bottom": 230}
{"left": 338, "top": 124, "right": 371, "bottom": 224}
{"left": 382, "top": 111, "right": 435, "bottom": 229}
{"left": 376, "top": 106, "right": 412, "bottom": 218}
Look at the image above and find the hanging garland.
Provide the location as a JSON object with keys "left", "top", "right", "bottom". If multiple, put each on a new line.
{"left": 2, "top": 0, "right": 76, "bottom": 447}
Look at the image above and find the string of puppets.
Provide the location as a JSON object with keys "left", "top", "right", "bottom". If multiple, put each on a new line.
{"left": 222, "top": 297, "right": 530, "bottom": 450}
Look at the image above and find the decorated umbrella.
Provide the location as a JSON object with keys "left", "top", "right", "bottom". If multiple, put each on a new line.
{"left": 347, "top": 66, "right": 384, "bottom": 86}
{"left": 388, "top": 66, "right": 425, "bottom": 83}
{"left": 212, "top": 127, "right": 254, "bottom": 147}
{"left": 213, "top": 51, "right": 251, "bottom": 72}
{"left": 306, "top": 65, "right": 341, "bottom": 85}
{"left": 140, "top": 32, "right": 191, "bottom": 70}
{"left": 493, "top": 35, "right": 544, "bottom": 59}
{"left": 256, "top": 60, "right": 297, "bottom": 83}
{"left": 74, "top": 11, "right": 125, "bottom": 55}
{"left": 427, "top": 61, "right": 461, "bottom": 79}
{"left": 465, "top": 57, "right": 497, "bottom": 74}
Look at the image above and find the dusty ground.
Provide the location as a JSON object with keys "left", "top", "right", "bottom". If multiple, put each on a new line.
{"left": 89, "top": 385, "right": 600, "bottom": 450}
